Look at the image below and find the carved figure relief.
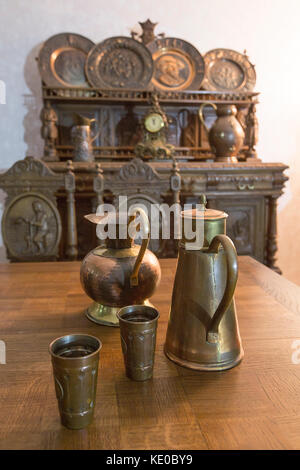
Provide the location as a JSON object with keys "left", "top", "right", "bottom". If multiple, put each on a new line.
{"left": 245, "top": 104, "right": 259, "bottom": 158}
{"left": 202, "top": 49, "right": 256, "bottom": 92}
{"left": 210, "top": 61, "right": 244, "bottom": 90}
{"left": 54, "top": 49, "right": 87, "bottom": 86}
{"left": 148, "top": 37, "right": 205, "bottom": 91}
{"left": 20, "top": 200, "right": 50, "bottom": 253}
{"left": 2, "top": 193, "right": 61, "bottom": 260}
{"left": 40, "top": 102, "right": 58, "bottom": 160}
{"left": 155, "top": 53, "right": 190, "bottom": 88}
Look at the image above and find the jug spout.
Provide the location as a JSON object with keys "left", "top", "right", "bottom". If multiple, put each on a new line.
{"left": 73, "top": 113, "right": 96, "bottom": 127}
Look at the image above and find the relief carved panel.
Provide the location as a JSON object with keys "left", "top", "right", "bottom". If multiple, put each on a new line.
{"left": 211, "top": 197, "right": 265, "bottom": 262}
{"left": 2, "top": 192, "right": 61, "bottom": 260}
{"left": 226, "top": 210, "right": 251, "bottom": 254}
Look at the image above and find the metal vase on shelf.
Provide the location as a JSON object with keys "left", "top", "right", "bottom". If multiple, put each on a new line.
{"left": 71, "top": 114, "right": 100, "bottom": 162}
{"left": 199, "top": 103, "right": 245, "bottom": 163}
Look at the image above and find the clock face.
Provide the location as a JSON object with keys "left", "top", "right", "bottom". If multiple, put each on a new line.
{"left": 144, "top": 113, "right": 164, "bottom": 133}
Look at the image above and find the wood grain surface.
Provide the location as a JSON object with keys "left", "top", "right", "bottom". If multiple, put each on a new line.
{"left": 0, "top": 257, "right": 300, "bottom": 450}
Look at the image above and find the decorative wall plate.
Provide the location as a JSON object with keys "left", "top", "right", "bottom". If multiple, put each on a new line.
{"left": 38, "top": 33, "right": 94, "bottom": 88}
{"left": 202, "top": 48, "right": 256, "bottom": 92}
{"left": 147, "top": 37, "right": 205, "bottom": 91}
{"left": 85, "top": 37, "right": 153, "bottom": 89}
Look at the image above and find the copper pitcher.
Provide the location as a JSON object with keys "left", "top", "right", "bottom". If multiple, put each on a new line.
{"left": 80, "top": 208, "right": 161, "bottom": 326}
{"left": 164, "top": 196, "right": 243, "bottom": 371}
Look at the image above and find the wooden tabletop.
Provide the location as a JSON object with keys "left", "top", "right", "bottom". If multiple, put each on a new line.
{"left": 1, "top": 256, "right": 300, "bottom": 450}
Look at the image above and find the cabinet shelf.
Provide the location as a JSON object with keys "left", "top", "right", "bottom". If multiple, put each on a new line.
{"left": 43, "top": 86, "right": 259, "bottom": 105}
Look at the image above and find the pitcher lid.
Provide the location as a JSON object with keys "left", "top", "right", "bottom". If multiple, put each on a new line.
{"left": 181, "top": 195, "right": 228, "bottom": 221}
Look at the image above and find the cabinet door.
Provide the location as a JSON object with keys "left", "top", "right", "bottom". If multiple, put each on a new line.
{"left": 210, "top": 197, "right": 265, "bottom": 263}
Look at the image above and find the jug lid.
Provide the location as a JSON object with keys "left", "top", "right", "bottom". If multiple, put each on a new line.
{"left": 181, "top": 195, "right": 228, "bottom": 221}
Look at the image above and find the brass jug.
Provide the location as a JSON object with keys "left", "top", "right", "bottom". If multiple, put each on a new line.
{"left": 199, "top": 103, "right": 245, "bottom": 163}
{"left": 71, "top": 114, "right": 100, "bottom": 162}
{"left": 164, "top": 196, "right": 243, "bottom": 371}
{"left": 80, "top": 208, "right": 161, "bottom": 326}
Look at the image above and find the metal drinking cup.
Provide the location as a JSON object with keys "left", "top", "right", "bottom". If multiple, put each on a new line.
{"left": 49, "top": 334, "right": 102, "bottom": 429}
{"left": 117, "top": 305, "right": 159, "bottom": 381}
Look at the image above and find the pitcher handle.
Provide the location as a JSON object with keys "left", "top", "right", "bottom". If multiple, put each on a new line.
{"left": 206, "top": 234, "right": 238, "bottom": 343}
{"left": 129, "top": 208, "right": 150, "bottom": 287}
{"left": 198, "top": 102, "right": 217, "bottom": 134}
{"left": 90, "top": 119, "right": 101, "bottom": 143}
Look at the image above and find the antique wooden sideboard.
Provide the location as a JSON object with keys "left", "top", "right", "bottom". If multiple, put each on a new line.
{"left": 0, "top": 86, "right": 288, "bottom": 270}
{"left": 0, "top": 24, "right": 289, "bottom": 271}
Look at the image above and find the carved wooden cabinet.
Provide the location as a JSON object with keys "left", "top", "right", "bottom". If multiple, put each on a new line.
{"left": 0, "top": 24, "right": 286, "bottom": 270}
{"left": 48, "top": 160, "right": 288, "bottom": 273}
{"left": 35, "top": 24, "right": 287, "bottom": 272}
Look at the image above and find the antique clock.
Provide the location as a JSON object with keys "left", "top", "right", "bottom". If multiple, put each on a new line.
{"left": 144, "top": 112, "right": 165, "bottom": 133}
{"left": 134, "top": 94, "right": 174, "bottom": 160}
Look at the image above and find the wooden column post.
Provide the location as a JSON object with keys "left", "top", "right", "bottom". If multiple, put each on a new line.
{"left": 65, "top": 160, "right": 78, "bottom": 260}
{"left": 266, "top": 195, "right": 281, "bottom": 274}
{"left": 93, "top": 163, "right": 104, "bottom": 210}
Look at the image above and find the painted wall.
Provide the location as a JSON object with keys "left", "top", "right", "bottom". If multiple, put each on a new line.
{"left": 0, "top": 0, "right": 299, "bottom": 282}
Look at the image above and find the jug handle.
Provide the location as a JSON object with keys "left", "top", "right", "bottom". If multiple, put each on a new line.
{"left": 90, "top": 119, "right": 101, "bottom": 144}
{"left": 129, "top": 208, "right": 150, "bottom": 287}
{"left": 198, "top": 102, "right": 217, "bottom": 134}
{"left": 206, "top": 234, "right": 238, "bottom": 343}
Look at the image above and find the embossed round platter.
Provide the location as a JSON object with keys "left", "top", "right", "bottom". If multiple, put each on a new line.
{"left": 202, "top": 48, "right": 256, "bottom": 92}
{"left": 38, "top": 33, "right": 94, "bottom": 87}
{"left": 147, "top": 37, "right": 205, "bottom": 91}
{"left": 85, "top": 37, "right": 154, "bottom": 89}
